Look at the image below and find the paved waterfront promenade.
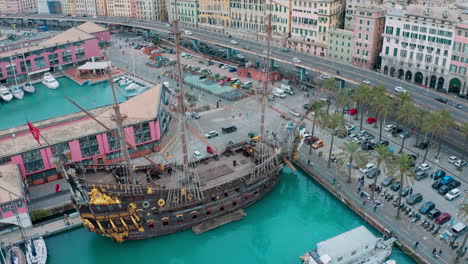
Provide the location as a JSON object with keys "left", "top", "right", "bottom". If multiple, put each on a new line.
{"left": 296, "top": 149, "right": 462, "bottom": 264}
{"left": 1, "top": 216, "right": 82, "bottom": 245}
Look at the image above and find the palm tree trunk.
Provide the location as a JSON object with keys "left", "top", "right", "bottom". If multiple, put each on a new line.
{"left": 456, "top": 232, "right": 468, "bottom": 262}
{"left": 309, "top": 117, "right": 317, "bottom": 154}
{"left": 347, "top": 157, "right": 353, "bottom": 184}
{"left": 422, "top": 134, "right": 433, "bottom": 163}
{"left": 371, "top": 160, "right": 381, "bottom": 201}
{"left": 326, "top": 93, "right": 331, "bottom": 114}
{"left": 379, "top": 118, "right": 384, "bottom": 141}
{"left": 328, "top": 134, "right": 335, "bottom": 168}
{"left": 436, "top": 140, "right": 442, "bottom": 159}
{"left": 359, "top": 107, "right": 365, "bottom": 130}
{"left": 396, "top": 175, "right": 403, "bottom": 218}
{"left": 399, "top": 134, "right": 406, "bottom": 153}
{"left": 415, "top": 130, "right": 421, "bottom": 147}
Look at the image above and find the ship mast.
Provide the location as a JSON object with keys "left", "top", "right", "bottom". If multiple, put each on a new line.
{"left": 259, "top": 12, "right": 273, "bottom": 140}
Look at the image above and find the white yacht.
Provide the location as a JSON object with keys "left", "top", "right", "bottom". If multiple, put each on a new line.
{"left": 42, "top": 73, "right": 59, "bottom": 89}
{"left": 12, "top": 86, "right": 24, "bottom": 100}
{"left": 0, "top": 86, "right": 13, "bottom": 102}
{"left": 118, "top": 78, "right": 133, "bottom": 86}
{"left": 26, "top": 237, "right": 48, "bottom": 264}
{"left": 23, "top": 82, "right": 35, "bottom": 93}
{"left": 113, "top": 76, "right": 126, "bottom": 83}
{"left": 6, "top": 246, "right": 26, "bottom": 264}
{"left": 300, "top": 226, "right": 396, "bottom": 264}
{"left": 125, "top": 83, "right": 140, "bottom": 91}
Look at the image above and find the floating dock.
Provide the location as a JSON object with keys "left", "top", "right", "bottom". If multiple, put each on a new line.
{"left": 192, "top": 209, "right": 246, "bottom": 234}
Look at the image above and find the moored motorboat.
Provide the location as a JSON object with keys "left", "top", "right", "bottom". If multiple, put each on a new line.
{"left": 125, "top": 83, "right": 140, "bottom": 91}
{"left": 25, "top": 237, "right": 48, "bottom": 264}
{"left": 23, "top": 82, "right": 35, "bottom": 93}
{"left": 0, "top": 86, "right": 13, "bottom": 102}
{"left": 12, "top": 86, "right": 24, "bottom": 100}
{"left": 113, "top": 76, "right": 126, "bottom": 83}
{"left": 118, "top": 79, "right": 133, "bottom": 86}
{"left": 6, "top": 246, "right": 26, "bottom": 264}
{"left": 42, "top": 73, "right": 59, "bottom": 89}
{"left": 300, "top": 226, "right": 396, "bottom": 264}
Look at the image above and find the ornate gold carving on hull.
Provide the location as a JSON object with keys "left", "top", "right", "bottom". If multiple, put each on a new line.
{"left": 107, "top": 231, "right": 129, "bottom": 243}
{"left": 88, "top": 188, "right": 121, "bottom": 205}
{"left": 128, "top": 203, "right": 137, "bottom": 214}
{"left": 82, "top": 218, "right": 95, "bottom": 231}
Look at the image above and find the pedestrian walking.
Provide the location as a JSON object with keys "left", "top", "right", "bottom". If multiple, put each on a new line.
{"left": 232, "top": 115, "right": 235, "bottom": 119}
{"left": 432, "top": 248, "right": 436, "bottom": 256}
{"left": 414, "top": 241, "right": 419, "bottom": 248}
{"left": 373, "top": 205, "right": 377, "bottom": 212}
{"left": 363, "top": 200, "right": 366, "bottom": 206}
{"left": 357, "top": 186, "right": 361, "bottom": 194}
{"left": 332, "top": 178, "right": 336, "bottom": 185}
{"left": 438, "top": 248, "right": 442, "bottom": 256}
{"left": 308, "top": 159, "right": 311, "bottom": 166}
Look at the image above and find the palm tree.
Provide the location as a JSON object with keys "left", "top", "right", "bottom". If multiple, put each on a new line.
{"left": 323, "top": 113, "right": 346, "bottom": 168}
{"left": 396, "top": 102, "right": 415, "bottom": 153}
{"left": 370, "top": 145, "right": 393, "bottom": 200}
{"left": 387, "top": 153, "right": 416, "bottom": 218}
{"left": 371, "top": 94, "right": 393, "bottom": 141}
{"left": 412, "top": 107, "right": 430, "bottom": 147}
{"left": 422, "top": 109, "right": 454, "bottom": 162}
{"left": 335, "top": 88, "right": 353, "bottom": 116}
{"left": 336, "top": 141, "right": 369, "bottom": 184}
{"left": 421, "top": 111, "right": 441, "bottom": 163}
{"left": 373, "top": 84, "right": 386, "bottom": 97}
{"left": 309, "top": 100, "right": 327, "bottom": 154}
{"left": 434, "top": 109, "right": 455, "bottom": 158}
{"left": 456, "top": 196, "right": 468, "bottom": 262}
{"left": 396, "top": 91, "right": 412, "bottom": 106}
{"left": 352, "top": 84, "right": 372, "bottom": 130}
{"left": 323, "top": 78, "right": 337, "bottom": 114}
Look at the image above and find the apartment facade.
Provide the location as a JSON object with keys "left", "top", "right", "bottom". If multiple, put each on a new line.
{"left": 344, "top": 0, "right": 382, "bottom": 30}
{"left": 199, "top": 0, "right": 230, "bottom": 27}
{"left": 135, "top": 0, "right": 166, "bottom": 21}
{"left": 107, "top": 0, "right": 133, "bottom": 17}
{"left": 327, "top": 27, "right": 354, "bottom": 62}
{"left": 449, "top": 22, "right": 468, "bottom": 95}
{"left": 380, "top": 5, "right": 459, "bottom": 91}
{"left": 76, "top": 0, "right": 97, "bottom": 16}
{"left": 352, "top": 6, "right": 385, "bottom": 69}
{"left": 168, "top": 0, "right": 199, "bottom": 26}
{"left": 230, "top": 0, "right": 266, "bottom": 33}
{"left": 4, "top": 0, "right": 37, "bottom": 14}
{"left": 61, "top": 0, "right": 77, "bottom": 15}
{"left": 96, "top": 0, "right": 108, "bottom": 16}
{"left": 288, "top": 0, "right": 345, "bottom": 56}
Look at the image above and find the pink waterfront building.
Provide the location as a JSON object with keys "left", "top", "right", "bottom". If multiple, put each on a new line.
{"left": 448, "top": 22, "right": 468, "bottom": 95}
{"left": 0, "top": 23, "right": 105, "bottom": 83}
{"left": 4, "top": 0, "right": 37, "bottom": 14}
{"left": 0, "top": 164, "right": 32, "bottom": 228}
{"left": 0, "top": 85, "right": 171, "bottom": 186}
{"left": 352, "top": 6, "right": 385, "bottom": 70}
{"left": 77, "top": 21, "right": 111, "bottom": 42}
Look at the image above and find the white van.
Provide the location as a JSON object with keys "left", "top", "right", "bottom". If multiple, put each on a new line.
{"left": 273, "top": 88, "right": 286, "bottom": 98}
{"left": 280, "top": 85, "right": 294, "bottom": 95}
{"left": 452, "top": 222, "right": 466, "bottom": 236}
{"left": 243, "top": 81, "right": 253, "bottom": 87}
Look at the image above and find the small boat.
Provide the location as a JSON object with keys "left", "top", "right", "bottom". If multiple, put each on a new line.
{"left": 6, "top": 246, "right": 26, "bottom": 264}
{"left": 42, "top": 73, "right": 59, "bottom": 89}
{"left": 118, "top": 79, "right": 133, "bottom": 86}
{"left": 0, "top": 86, "right": 13, "bottom": 102}
{"left": 125, "top": 83, "right": 140, "bottom": 91}
{"left": 26, "top": 237, "right": 47, "bottom": 264}
{"left": 23, "top": 82, "right": 35, "bottom": 93}
{"left": 385, "top": 260, "right": 397, "bottom": 264}
{"left": 113, "top": 76, "right": 126, "bottom": 83}
{"left": 12, "top": 86, "right": 24, "bottom": 100}
{"left": 300, "top": 226, "right": 396, "bottom": 264}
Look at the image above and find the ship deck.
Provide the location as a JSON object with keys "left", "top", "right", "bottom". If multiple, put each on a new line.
{"left": 80, "top": 151, "right": 255, "bottom": 190}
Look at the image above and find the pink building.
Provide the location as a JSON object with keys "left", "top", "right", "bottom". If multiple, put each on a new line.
{"left": 5, "top": 0, "right": 37, "bottom": 14}
{"left": 0, "top": 164, "right": 32, "bottom": 228}
{"left": 77, "top": 22, "right": 111, "bottom": 42}
{"left": 0, "top": 26, "right": 102, "bottom": 83}
{"left": 0, "top": 85, "right": 172, "bottom": 186}
{"left": 352, "top": 7, "right": 385, "bottom": 69}
{"left": 449, "top": 22, "right": 468, "bottom": 95}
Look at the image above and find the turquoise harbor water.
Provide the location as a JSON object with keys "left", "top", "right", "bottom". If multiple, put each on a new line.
{"left": 45, "top": 168, "right": 415, "bottom": 264}
{"left": 0, "top": 77, "right": 127, "bottom": 131}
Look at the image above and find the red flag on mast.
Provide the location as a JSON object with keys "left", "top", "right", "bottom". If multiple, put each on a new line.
{"left": 27, "top": 121, "right": 41, "bottom": 145}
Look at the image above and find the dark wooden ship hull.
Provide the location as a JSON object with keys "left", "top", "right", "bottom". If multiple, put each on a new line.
{"left": 68, "top": 143, "right": 284, "bottom": 242}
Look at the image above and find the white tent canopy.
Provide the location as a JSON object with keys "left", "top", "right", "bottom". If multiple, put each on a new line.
{"left": 78, "top": 61, "right": 111, "bottom": 71}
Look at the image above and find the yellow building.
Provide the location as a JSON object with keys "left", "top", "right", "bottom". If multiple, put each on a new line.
{"left": 199, "top": 0, "right": 230, "bottom": 27}
{"left": 96, "top": 0, "right": 108, "bottom": 16}
{"left": 107, "top": 0, "right": 132, "bottom": 17}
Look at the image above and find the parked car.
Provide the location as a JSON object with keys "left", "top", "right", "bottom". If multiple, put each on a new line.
{"left": 193, "top": 151, "right": 204, "bottom": 159}
{"left": 415, "top": 170, "right": 429, "bottom": 181}
{"left": 448, "top": 156, "right": 459, "bottom": 164}
{"left": 184, "top": 30, "right": 192, "bottom": 35}
{"left": 432, "top": 180, "right": 444, "bottom": 190}
{"left": 407, "top": 193, "right": 423, "bottom": 205}
{"left": 366, "top": 117, "right": 377, "bottom": 124}
{"left": 230, "top": 40, "right": 238, "bottom": 45}
{"left": 435, "top": 213, "right": 451, "bottom": 225}
{"left": 191, "top": 112, "right": 200, "bottom": 119}
{"left": 365, "top": 168, "right": 381, "bottom": 179}
{"left": 401, "top": 186, "right": 411, "bottom": 197}
{"left": 427, "top": 209, "right": 441, "bottom": 220}
{"left": 440, "top": 176, "right": 455, "bottom": 185}
{"left": 360, "top": 163, "right": 375, "bottom": 174}
{"left": 228, "top": 67, "right": 237, "bottom": 72}
{"left": 398, "top": 131, "right": 411, "bottom": 139}
{"left": 362, "top": 79, "right": 371, "bottom": 85}
{"left": 384, "top": 124, "right": 396, "bottom": 132}
{"left": 438, "top": 181, "right": 460, "bottom": 195}
{"left": 311, "top": 140, "right": 324, "bottom": 149}
{"left": 303, "top": 103, "right": 311, "bottom": 110}
{"left": 222, "top": 125, "right": 237, "bottom": 134}
{"left": 377, "top": 140, "right": 390, "bottom": 146}
{"left": 417, "top": 163, "right": 432, "bottom": 171}
{"left": 206, "top": 145, "right": 216, "bottom": 154}
{"left": 292, "top": 58, "right": 301, "bottom": 63}
{"left": 431, "top": 170, "right": 446, "bottom": 180}
{"left": 205, "top": 130, "right": 219, "bottom": 139}
{"left": 381, "top": 176, "right": 396, "bottom": 187}
{"left": 391, "top": 181, "right": 401, "bottom": 191}
{"left": 418, "top": 141, "right": 429, "bottom": 150}
{"left": 345, "top": 124, "right": 356, "bottom": 131}
{"left": 445, "top": 188, "right": 460, "bottom": 201}
{"left": 419, "top": 201, "right": 436, "bottom": 214}
{"left": 361, "top": 142, "right": 377, "bottom": 151}
{"left": 281, "top": 48, "right": 289, "bottom": 52}
{"left": 320, "top": 74, "right": 331, "bottom": 79}
{"left": 304, "top": 136, "right": 319, "bottom": 144}
{"left": 454, "top": 159, "right": 467, "bottom": 168}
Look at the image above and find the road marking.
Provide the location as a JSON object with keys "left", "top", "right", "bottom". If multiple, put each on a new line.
{"left": 159, "top": 135, "right": 177, "bottom": 154}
